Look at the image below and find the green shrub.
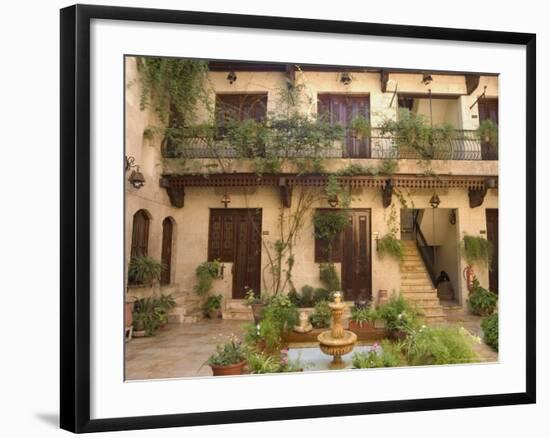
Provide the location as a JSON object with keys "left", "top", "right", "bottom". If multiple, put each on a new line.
{"left": 319, "top": 263, "right": 340, "bottom": 292}
{"left": 202, "top": 294, "right": 223, "bottom": 317}
{"left": 403, "top": 326, "right": 479, "bottom": 366}
{"left": 300, "top": 285, "right": 315, "bottom": 307}
{"left": 352, "top": 340, "right": 403, "bottom": 368}
{"left": 208, "top": 338, "right": 246, "bottom": 367}
{"left": 467, "top": 279, "right": 498, "bottom": 316}
{"left": 310, "top": 300, "right": 332, "bottom": 328}
{"left": 287, "top": 289, "right": 301, "bottom": 307}
{"left": 377, "top": 234, "right": 404, "bottom": 261}
{"left": 128, "top": 256, "right": 163, "bottom": 285}
{"left": 477, "top": 119, "right": 498, "bottom": 146}
{"left": 376, "top": 294, "right": 421, "bottom": 333}
{"left": 246, "top": 352, "right": 282, "bottom": 374}
{"left": 194, "top": 260, "right": 220, "bottom": 295}
{"left": 313, "top": 288, "right": 330, "bottom": 304}
{"left": 461, "top": 235, "right": 493, "bottom": 267}
{"left": 350, "top": 306, "right": 376, "bottom": 325}
{"left": 481, "top": 313, "right": 499, "bottom": 351}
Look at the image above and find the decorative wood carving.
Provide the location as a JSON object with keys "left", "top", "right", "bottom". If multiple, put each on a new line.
{"left": 166, "top": 187, "right": 185, "bottom": 208}
{"left": 381, "top": 179, "right": 393, "bottom": 208}
{"left": 380, "top": 70, "right": 389, "bottom": 93}
{"left": 468, "top": 186, "right": 487, "bottom": 208}
{"left": 465, "top": 74, "right": 480, "bottom": 95}
{"left": 278, "top": 177, "right": 292, "bottom": 208}
{"left": 285, "top": 64, "right": 296, "bottom": 83}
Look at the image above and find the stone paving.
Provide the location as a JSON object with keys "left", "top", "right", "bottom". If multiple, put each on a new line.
{"left": 125, "top": 307, "right": 497, "bottom": 380}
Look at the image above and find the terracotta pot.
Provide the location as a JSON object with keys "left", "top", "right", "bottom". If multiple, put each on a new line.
{"left": 348, "top": 320, "right": 374, "bottom": 331}
{"left": 210, "top": 360, "right": 247, "bottom": 376}
{"left": 251, "top": 303, "right": 265, "bottom": 324}
{"left": 208, "top": 309, "right": 221, "bottom": 319}
{"left": 125, "top": 301, "right": 134, "bottom": 328}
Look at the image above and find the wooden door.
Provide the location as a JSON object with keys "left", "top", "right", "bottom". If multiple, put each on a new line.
{"left": 318, "top": 95, "right": 370, "bottom": 158}
{"left": 160, "top": 218, "right": 173, "bottom": 285}
{"left": 341, "top": 210, "right": 372, "bottom": 300}
{"left": 208, "top": 209, "right": 262, "bottom": 299}
{"left": 478, "top": 98, "right": 498, "bottom": 160}
{"left": 486, "top": 209, "right": 499, "bottom": 294}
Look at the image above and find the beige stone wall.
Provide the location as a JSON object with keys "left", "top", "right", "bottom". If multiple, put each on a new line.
{"left": 123, "top": 56, "right": 499, "bottom": 309}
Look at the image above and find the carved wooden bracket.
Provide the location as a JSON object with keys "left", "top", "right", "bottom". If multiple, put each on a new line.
{"left": 465, "top": 74, "right": 480, "bottom": 95}
{"left": 380, "top": 70, "right": 390, "bottom": 93}
{"left": 160, "top": 177, "right": 185, "bottom": 208}
{"left": 381, "top": 179, "right": 393, "bottom": 208}
{"left": 468, "top": 186, "right": 487, "bottom": 208}
{"left": 278, "top": 177, "right": 292, "bottom": 208}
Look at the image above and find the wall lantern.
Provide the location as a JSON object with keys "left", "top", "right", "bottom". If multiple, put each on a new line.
{"left": 328, "top": 195, "right": 339, "bottom": 208}
{"left": 125, "top": 155, "right": 145, "bottom": 189}
{"left": 449, "top": 209, "right": 456, "bottom": 225}
{"left": 340, "top": 72, "right": 352, "bottom": 85}
{"left": 373, "top": 231, "right": 380, "bottom": 251}
{"left": 421, "top": 73, "right": 433, "bottom": 85}
{"left": 429, "top": 193, "right": 441, "bottom": 208}
{"left": 227, "top": 71, "right": 237, "bottom": 84}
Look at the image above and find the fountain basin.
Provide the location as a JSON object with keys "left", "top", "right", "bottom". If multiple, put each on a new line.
{"left": 318, "top": 330, "right": 357, "bottom": 369}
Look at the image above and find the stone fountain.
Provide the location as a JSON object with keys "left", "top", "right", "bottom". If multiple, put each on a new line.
{"left": 318, "top": 292, "right": 357, "bottom": 369}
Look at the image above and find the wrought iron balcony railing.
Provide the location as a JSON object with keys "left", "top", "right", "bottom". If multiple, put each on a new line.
{"left": 162, "top": 127, "right": 497, "bottom": 161}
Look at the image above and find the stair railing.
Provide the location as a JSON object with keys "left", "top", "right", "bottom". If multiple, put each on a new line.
{"left": 412, "top": 210, "right": 437, "bottom": 288}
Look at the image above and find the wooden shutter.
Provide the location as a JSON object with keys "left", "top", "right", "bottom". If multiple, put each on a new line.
{"left": 208, "top": 209, "right": 236, "bottom": 262}
{"left": 160, "top": 218, "right": 173, "bottom": 285}
{"left": 131, "top": 209, "right": 150, "bottom": 258}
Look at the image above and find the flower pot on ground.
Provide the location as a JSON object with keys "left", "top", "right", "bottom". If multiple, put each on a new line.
{"left": 467, "top": 279, "right": 498, "bottom": 316}
{"left": 244, "top": 289, "right": 270, "bottom": 324}
{"left": 207, "top": 338, "right": 247, "bottom": 376}
{"left": 376, "top": 294, "right": 422, "bottom": 340}
{"left": 202, "top": 294, "right": 223, "bottom": 319}
{"left": 125, "top": 299, "right": 135, "bottom": 328}
{"left": 348, "top": 296, "right": 375, "bottom": 331}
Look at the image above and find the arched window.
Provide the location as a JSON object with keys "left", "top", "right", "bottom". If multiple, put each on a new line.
{"left": 160, "top": 217, "right": 174, "bottom": 285}
{"left": 131, "top": 209, "right": 150, "bottom": 258}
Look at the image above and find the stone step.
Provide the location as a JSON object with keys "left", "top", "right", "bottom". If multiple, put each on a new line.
{"left": 402, "top": 271, "right": 429, "bottom": 278}
{"left": 183, "top": 310, "right": 203, "bottom": 324}
{"left": 424, "top": 315, "right": 447, "bottom": 324}
{"left": 224, "top": 299, "right": 249, "bottom": 310}
{"left": 401, "top": 278, "right": 434, "bottom": 287}
{"left": 167, "top": 307, "right": 186, "bottom": 324}
{"left": 402, "top": 292, "right": 440, "bottom": 300}
{"left": 402, "top": 284, "right": 437, "bottom": 292}
{"left": 222, "top": 308, "right": 254, "bottom": 321}
{"left": 402, "top": 297, "right": 442, "bottom": 307}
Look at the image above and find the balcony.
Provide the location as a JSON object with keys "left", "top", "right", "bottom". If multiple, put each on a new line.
{"left": 162, "top": 127, "right": 497, "bottom": 161}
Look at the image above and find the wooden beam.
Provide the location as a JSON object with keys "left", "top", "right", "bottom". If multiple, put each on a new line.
{"left": 381, "top": 70, "right": 389, "bottom": 93}
{"left": 278, "top": 177, "right": 292, "bottom": 208}
{"left": 285, "top": 64, "right": 296, "bottom": 83}
{"left": 465, "top": 74, "right": 481, "bottom": 95}
{"left": 468, "top": 186, "right": 487, "bottom": 208}
{"left": 381, "top": 179, "right": 393, "bottom": 208}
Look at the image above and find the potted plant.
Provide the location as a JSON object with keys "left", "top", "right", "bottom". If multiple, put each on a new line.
{"left": 156, "top": 294, "right": 176, "bottom": 329}
{"left": 477, "top": 119, "right": 498, "bottom": 146}
{"left": 207, "top": 338, "right": 247, "bottom": 376}
{"left": 376, "top": 294, "right": 420, "bottom": 340}
{"left": 127, "top": 255, "right": 163, "bottom": 285}
{"left": 194, "top": 260, "right": 221, "bottom": 296}
{"left": 132, "top": 297, "right": 159, "bottom": 337}
{"left": 125, "top": 296, "right": 136, "bottom": 329}
{"left": 202, "top": 294, "right": 223, "bottom": 319}
{"left": 309, "top": 300, "right": 332, "bottom": 329}
{"left": 349, "top": 296, "right": 375, "bottom": 330}
{"left": 245, "top": 289, "right": 269, "bottom": 323}
{"left": 467, "top": 278, "right": 498, "bottom": 316}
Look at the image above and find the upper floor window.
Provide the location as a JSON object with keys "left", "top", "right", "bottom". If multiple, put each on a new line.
{"left": 130, "top": 209, "right": 150, "bottom": 258}
{"left": 478, "top": 98, "right": 498, "bottom": 160}
{"left": 317, "top": 94, "right": 371, "bottom": 158}
{"left": 215, "top": 93, "right": 268, "bottom": 125}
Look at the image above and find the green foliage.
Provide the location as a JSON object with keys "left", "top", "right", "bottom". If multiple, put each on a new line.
{"left": 376, "top": 294, "right": 421, "bottom": 333}
{"left": 352, "top": 341, "right": 403, "bottom": 368}
{"left": 461, "top": 235, "right": 493, "bottom": 267}
{"left": 202, "top": 294, "right": 223, "bottom": 316}
{"left": 477, "top": 119, "right": 498, "bottom": 146}
{"left": 319, "top": 263, "right": 341, "bottom": 292}
{"left": 136, "top": 57, "right": 210, "bottom": 125}
{"left": 350, "top": 305, "right": 376, "bottom": 325}
{"left": 246, "top": 351, "right": 282, "bottom": 374}
{"left": 377, "top": 234, "right": 404, "bottom": 261}
{"left": 380, "top": 108, "right": 455, "bottom": 159}
{"left": 194, "top": 260, "right": 220, "bottom": 296}
{"left": 401, "top": 326, "right": 479, "bottom": 366}
{"left": 244, "top": 289, "right": 270, "bottom": 306}
{"left": 313, "top": 288, "right": 331, "bottom": 303}
{"left": 348, "top": 115, "right": 371, "bottom": 140}
{"left": 468, "top": 278, "right": 498, "bottom": 316}
{"left": 264, "top": 294, "right": 299, "bottom": 330}
{"left": 378, "top": 158, "right": 399, "bottom": 176}
{"left": 132, "top": 295, "right": 175, "bottom": 335}
{"left": 310, "top": 300, "right": 332, "bottom": 328}
{"left": 208, "top": 338, "right": 247, "bottom": 367}
{"left": 128, "top": 256, "right": 163, "bottom": 285}
{"left": 313, "top": 207, "right": 348, "bottom": 262}
{"left": 481, "top": 313, "right": 499, "bottom": 351}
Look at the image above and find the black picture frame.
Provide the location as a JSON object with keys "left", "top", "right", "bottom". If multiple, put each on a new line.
{"left": 60, "top": 4, "right": 536, "bottom": 433}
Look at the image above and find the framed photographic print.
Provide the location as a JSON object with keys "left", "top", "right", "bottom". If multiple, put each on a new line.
{"left": 60, "top": 4, "right": 536, "bottom": 433}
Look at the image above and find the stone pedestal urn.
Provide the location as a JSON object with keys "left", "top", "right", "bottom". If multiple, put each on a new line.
{"left": 318, "top": 292, "right": 357, "bottom": 369}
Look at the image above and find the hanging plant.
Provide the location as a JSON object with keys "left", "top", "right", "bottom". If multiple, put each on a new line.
{"left": 461, "top": 235, "right": 493, "bottom": 267}
{"left": 477, "top": 119, "right": 498, "bottom": 147}
{"left": 194, "top": 260, "right": 221, "bottom": 296}
{"left": 377, "top": 234, "right": 404, "bottom": 261}
{"left": 128, "top": 256, "right": 163, "bottom": 285}
{"left": 348, "top": 115, "right": 371, "bottom": 141}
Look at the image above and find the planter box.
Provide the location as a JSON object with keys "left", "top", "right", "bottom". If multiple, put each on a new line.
{"left": 283, "top": 325, "right": 386, "bottom": 343}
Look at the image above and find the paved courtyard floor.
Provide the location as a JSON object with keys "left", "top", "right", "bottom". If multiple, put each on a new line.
{"left": 125, "top": 307, "right": 497, "bottom": 381}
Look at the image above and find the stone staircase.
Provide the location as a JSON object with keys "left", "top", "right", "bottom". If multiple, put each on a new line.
{"left": 222, "top": 300, "right": 254, "bottom": 321}
{"left": 168, "top": 291, "right": 204, "bottom": 324}
{"left": 400, "top": 240, "right": 446, "bottom": 324}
